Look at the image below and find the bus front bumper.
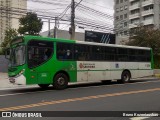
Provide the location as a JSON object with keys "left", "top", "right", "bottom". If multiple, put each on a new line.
{"left": 9, "top": 74, "right": 26, "bottom": 85}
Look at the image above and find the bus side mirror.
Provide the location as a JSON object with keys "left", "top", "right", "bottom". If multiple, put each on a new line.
{"left": 5, "top": 48, "right": 10, "bottom": 59}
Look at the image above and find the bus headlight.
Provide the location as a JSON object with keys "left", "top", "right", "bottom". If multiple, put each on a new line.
{"left": 19, "top": 69, "right": 25, "bottom": 75}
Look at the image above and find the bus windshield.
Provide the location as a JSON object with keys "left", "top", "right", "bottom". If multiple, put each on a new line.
{"left": 9, "top": 45, "right": 25, "bottom": 67}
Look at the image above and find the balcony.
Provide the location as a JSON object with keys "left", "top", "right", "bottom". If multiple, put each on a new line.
{"left": 141, "top": 9, "right": 154, "bottom": 16}
{"left": 129, "top": 23, "right": 139, "bottom": 29}
{"left": 142, "top": 0, "right": 154, "bottom": 7}
{"left": 143, "top": 19, "right": 154, "bottom": 25}
{"left": 129, "top": 0, "right": 137, "bottom": 2}
{"left": 129, "top": 13, "right": 140, "bottom": 19}
{"left": 129, "top": 3, "right": 140, "bottom": 11}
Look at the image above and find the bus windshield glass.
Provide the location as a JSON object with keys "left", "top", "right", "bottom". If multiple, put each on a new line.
{"left": 9, "top": 45, "right": 25, "bottom": 67}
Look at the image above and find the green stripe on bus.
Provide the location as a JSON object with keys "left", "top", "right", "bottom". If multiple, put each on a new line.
{"left": 77, "top": 69, "right": 152, "bottom": 72}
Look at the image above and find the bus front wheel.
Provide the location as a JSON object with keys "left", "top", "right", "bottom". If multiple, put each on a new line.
{"left": 53, "top": 73, "right": 68, "bottom": 90}
{"left": 118, "top": 71, "right": 131, "bottom": 83}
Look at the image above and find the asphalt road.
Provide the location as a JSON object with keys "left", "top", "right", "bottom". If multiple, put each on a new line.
{"left": 0, "top": 78, "right": 160, "bottom": 120}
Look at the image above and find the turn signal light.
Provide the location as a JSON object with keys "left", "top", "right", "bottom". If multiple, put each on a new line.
{"left": 31, "top": 76, "right": 35, "bottom": 78}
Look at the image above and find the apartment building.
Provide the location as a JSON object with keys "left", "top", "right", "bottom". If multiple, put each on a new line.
{"left": 0, "top": 0, "right": 27, "bottom": 44}
{"left": 114, "top": 0, "right": 160, "bottom": 44}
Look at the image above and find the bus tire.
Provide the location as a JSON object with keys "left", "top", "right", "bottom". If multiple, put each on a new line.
{"left": 118, "top": 71, "right": 131, "bottom": 83}
{"left": 53, "top": 73, "right": 68, "bottom": 90}
{"left": 38, "top": 84, "right": 50, "bottom": 89}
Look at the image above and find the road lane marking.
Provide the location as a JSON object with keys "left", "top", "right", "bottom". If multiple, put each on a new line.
{"left": 0, "top": 87, "right": 160, "bottom": 111}
{"left": 0, "top": 79, "right": 160, "bottom": 97}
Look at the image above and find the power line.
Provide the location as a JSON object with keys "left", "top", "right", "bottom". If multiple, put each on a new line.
{"left": 82, "top": 1, "right": 114, "bottom": 11}
{"left": 58, "top": 4, "right": 71, "bottom": 20}
{"left": 0, "top": 3, "right": 114, "bottom": 33}
{"left": 75, "top": 0, "right": 83, "bottom": 8}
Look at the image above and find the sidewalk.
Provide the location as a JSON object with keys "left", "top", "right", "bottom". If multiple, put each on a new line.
{"left": 0, "top": 72, "right": 28, "bottom": 89}
{"left": 0, "top": 73, "right": 11, "bottom": 89}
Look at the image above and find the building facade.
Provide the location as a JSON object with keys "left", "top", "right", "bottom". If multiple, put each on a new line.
{"left": 114, "top": 0, "right": 160, "bottom": 44}
{"left": 0, "top": 0, "right": 27, "bottom": 44}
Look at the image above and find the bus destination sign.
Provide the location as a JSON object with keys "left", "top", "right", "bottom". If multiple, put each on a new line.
{"left": 11, "top": 38, "right": 23, "bottom": 45}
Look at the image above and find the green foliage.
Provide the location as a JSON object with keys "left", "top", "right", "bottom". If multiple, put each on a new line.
{"left": 1, "top": 28, "right": 18, "bottom": 54}
{"left": 0, "top": 48, "right": 3, "bottom": 55}
{"left": 18, "top": 12, "right": 43, "bottom": 35}
{"left": 126, "top": 25, "right": 160, "bottom": 68}
{"left": 127, "top": 26, "right": 160, "bottom": 56}
{"left": 154, "top": 55, "right": 160, "bottom": 69}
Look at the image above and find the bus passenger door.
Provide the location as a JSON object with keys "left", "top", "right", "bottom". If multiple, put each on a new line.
{"left": 27, "top": 40, "right": 53, "bottom": 84}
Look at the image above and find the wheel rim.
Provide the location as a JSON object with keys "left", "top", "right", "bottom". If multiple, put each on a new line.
{"left": 57, "top": 77, "right": 65, "bottom": 85}
{"left": 123, "top": 74, "right": 129, "bottom": 81}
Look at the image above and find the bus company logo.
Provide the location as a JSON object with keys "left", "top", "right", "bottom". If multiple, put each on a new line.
{"left": 79, "top": 63, "right": 84, "bottom": 69}
{"left": 79, "top": 63, "right": 95, "bottom": 69}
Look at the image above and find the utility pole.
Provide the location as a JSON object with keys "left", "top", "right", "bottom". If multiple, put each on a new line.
{"left": 48, "top": 19, "right": 51, "bottom": 37}
{"left": 70, "top": 0, "right": 75, "bottom": 40}
{"left": 54, "top": 17, "right": 58, "bottom": 38}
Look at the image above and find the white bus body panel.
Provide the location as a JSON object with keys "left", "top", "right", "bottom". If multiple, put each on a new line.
{"left": 77, "top": 61, "right": 153, "bottom": 82}
{"left": 77, "top": 61, "right": 111, "bottom": 82}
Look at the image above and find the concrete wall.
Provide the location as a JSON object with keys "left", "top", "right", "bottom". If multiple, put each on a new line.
{"left": 40, "top": 29, "right": 85, "bottom": 41}
{"left": 0, "top": 55, "right": 8, "bottom": 73}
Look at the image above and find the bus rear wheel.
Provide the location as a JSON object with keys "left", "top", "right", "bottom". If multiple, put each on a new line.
{"left": 118, "top": 71, "right": 131, "bottom": 83}
{"left": 38, "top": 84, "right": 50, "bottom": 89}
{"left": 53, "top": 73, "right": 68, "bottom": 90}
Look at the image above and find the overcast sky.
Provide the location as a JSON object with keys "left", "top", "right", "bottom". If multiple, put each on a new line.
{"left": 27, "top": 0, "right": 114, "bottom": 32}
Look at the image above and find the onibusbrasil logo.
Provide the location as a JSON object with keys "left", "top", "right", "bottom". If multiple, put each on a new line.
{"left": 1, "top": 112, "right": 42, "bottom": 118}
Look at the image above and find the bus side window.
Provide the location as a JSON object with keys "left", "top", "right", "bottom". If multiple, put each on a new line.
{"left": 75, "top": 49, "right": 78, "bottom": 60}
{"left": 78, "top": 53, "right": 85, "bottom": 61}
{"left": 28, "top": 40, "right": 53, "bottom": 68}
{"left": 65, "top": 50, "right": 72, "bottom": 59}
{"left": 77, "top": 45, "right": 89, "bottom": 61}
{"left": 44, "top": 48, "right": 52, "bottom": 60}
{"left": 57, "top": 49, "right": 64, "bottom": 59}
{"left": 57, "top": 42, "right": 74, "bottom": 60}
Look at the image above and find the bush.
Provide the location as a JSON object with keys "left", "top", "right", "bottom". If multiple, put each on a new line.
{"left": 154, "top": 55, "right": 160, "bottom": 69}
{"left": 0, "top": 47, "right": 4, "bottom": 55}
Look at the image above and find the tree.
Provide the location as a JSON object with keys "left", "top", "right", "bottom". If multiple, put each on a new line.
{"left": 18, "top": 12, "right": 43, "bottom": 35}
{"left": 126, "top": 25, "right": 160, "bottom": 68}
{"left": 1, "top": 28, "right": 18, "bottom": 54}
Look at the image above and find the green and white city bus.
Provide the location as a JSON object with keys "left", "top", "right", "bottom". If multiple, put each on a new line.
{"left": 6, "top": 35, "right": 154, "bottom": 89}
